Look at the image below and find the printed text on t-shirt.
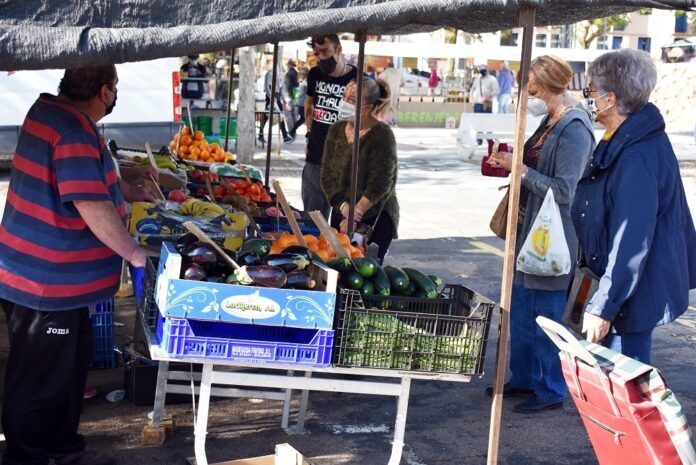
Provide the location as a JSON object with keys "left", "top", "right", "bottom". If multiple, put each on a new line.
{"left": 313, "top": 81, "right": 348, "bottom": 126}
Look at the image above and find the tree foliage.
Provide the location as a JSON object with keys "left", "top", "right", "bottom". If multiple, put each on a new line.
{"left": 578, "top": 14, "right": 630, "bottom": 49}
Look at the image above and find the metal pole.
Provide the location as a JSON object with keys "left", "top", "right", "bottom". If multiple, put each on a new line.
{"left": 224, "top": 48, "right": 236, "bottom": 153}
{"left": 265, "top": 43, "right": 279, "bottom": 188}
{"left": 486, "top": 6, "right": 536, "bottom": 465}
{"left": 347, "top": 30, "right": 367, "bottom": 238}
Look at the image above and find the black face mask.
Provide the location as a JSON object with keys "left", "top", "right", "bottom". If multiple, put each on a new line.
{"left": 480, "top": 70, "right": 488, "bottom": 77}
{"left": 105, "top": 89, "right": 117, "bottom": 115}
{"left": 319, "top": 56, "right": 338, "bottom": 74}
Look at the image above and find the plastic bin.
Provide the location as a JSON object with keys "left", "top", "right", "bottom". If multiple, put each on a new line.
{"left": 155, "top": 313, "right": 334, "bottom": 366}
{"left": 334, "top": 286, "right": 495, "bottom": 375}
{"left": 135, "top": 258, "right": 159, "bottom": 330}
{"left": 89, "top": 298, "right": 116, "bottom": 369}
{"left": 197, "top": 115, "right": 213, "bottom": 135}
{"left": 219, "top": 117, "right": 237, "bottom": 139}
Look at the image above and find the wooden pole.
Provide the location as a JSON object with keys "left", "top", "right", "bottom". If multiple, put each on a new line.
{"left": 347, "top": 30, "right": 367, "bottom": 238}
{"left": 224, "top": 48, "right": 236, "bottom": 153}
{"left": 486, "top": 6, "right": 536, "bottom": 465}
{"left": 265, "top": 43, "right": 279, "bottom": 188}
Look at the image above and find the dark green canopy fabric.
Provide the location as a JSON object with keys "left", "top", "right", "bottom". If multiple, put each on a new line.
{"left": 0, "top": 0, "right": 693, "bottom": 70}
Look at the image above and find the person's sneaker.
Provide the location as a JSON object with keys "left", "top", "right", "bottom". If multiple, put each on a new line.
{"left": 83, "top": 386, "right": 98, "bottom": 399}
{"left": 485, "top": 383, "right": 533, "bottom": 397}
{"left": 50, "top": 450, "right": 114, "bottom": 465}
{"left": 257, "top": 135, "right": 266, "bottom": 144}
{"left": 513, "top": 396, "right": 564, "bottom": 414}
{"left": 283, "top": 135, "right": 295, "bottom": 143}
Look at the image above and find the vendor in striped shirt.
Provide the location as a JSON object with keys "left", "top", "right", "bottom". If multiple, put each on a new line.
{"left": 0, "top": 65, "right": 156, "bottom": 465}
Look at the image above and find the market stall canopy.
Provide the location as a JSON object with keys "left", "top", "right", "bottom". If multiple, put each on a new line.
{"left": 0, "top": 0, "right": 693, "bottom": 70}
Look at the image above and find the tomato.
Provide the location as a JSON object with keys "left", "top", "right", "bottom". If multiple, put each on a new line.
{"left": 209, "top": 173, "right": 219, "bottom": 183}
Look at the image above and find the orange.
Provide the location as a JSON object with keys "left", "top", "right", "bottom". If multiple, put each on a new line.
{"left": 181, "top": 127, "right": 192, "bottom": 136}
{"left": 213, "top": 152, "right": 224, "bottom": 162}
{"left": 224, "top": 152, "right": 235, "bottom": 163}
{"left": 337, "top": 233, "right": 350, "bottom": 246}
{"left": 188, "top": 153, "right": 199, "bottom": 161}
{"left": 315, "top": 248, "right": 331, "bottom": 262}
{"left": 350, "top": 249, "right": 364, "bottom": 258}
{"left": 303, "top": 235, "right": 318, "bottom": 247}
{"left": 178, "top": 147, "right": 188, "bottom": 157}
{"left": 200, "top": 150, "right": 210, "bottom": 160}
{"left": 194, "top": 130, "right": 205, "bottom": 141}
{"left": 180, "top": 135, "right": 193, "bottom": 146}
{"left": 209, "top": 143, "right": 220, "bottom": 152}
{"left": 189, "top": 147, "right": 201, "bottom": 158}
{"left": 269, "top": 244, "right": 283, "bottom": 255}
{"left": 276, "top": 234, "right": 296, "bottom": 248}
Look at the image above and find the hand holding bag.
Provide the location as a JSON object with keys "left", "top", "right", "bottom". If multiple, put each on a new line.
{"left": 516, "top": 187, "right": 572, "bottom": 276}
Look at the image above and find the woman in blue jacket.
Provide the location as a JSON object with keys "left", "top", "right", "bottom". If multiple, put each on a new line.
{"left": 575, "top": 49, "right": 696, "bottom": 364}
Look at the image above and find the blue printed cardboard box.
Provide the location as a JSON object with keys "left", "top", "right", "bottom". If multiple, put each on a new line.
{"left": 155, "top": 242, "right": 338, "bottom": 330}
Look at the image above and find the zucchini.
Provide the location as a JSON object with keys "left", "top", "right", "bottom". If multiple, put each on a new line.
{"left": 352, "top": 257, "right": 377, "bottom": 278}
{"left": 361, "top": 280, "right": 376, "bottom": 295}
{"left": 327, "top": 257, "right": 352, "bottom": 274}
{"left": 413, "top": 290, "right": 428, "bottom": 299}
{"left": 371, "top": 265, "right": 391, "bottom": 296}
{"left": 398, "top": 280, "right": 416, "bottom": 296}
{"left": 240, "top": 238, "right": 272, "bottom": 258}
{"left": 403, "top": 268, "right": 438, "bottom": 299}
{"left": 344, "top": 270, "right": 364, "bottom": 290}
{"left": 428, "top": 275, "right": 443, "bottom": 287}
{"left": 384, "top": 266, "right": 409, "bottom": 292}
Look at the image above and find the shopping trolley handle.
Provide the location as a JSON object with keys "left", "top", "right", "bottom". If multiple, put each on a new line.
{"left": 536, "top": 316, "right": 598, "bottom": 367}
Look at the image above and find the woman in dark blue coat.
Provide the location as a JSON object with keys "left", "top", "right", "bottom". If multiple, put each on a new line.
{"left": 573, "top": 49, "right": 696, "bottom": 364}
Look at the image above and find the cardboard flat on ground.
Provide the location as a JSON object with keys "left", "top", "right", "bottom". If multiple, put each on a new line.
{"left": 186, "top": 443, "right": 312, "bottom": 465}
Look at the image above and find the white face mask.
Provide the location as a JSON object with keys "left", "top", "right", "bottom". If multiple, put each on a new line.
{"left": 337, "top": 100, "right": 356, "bottom": 121}
{"left": 585, "top": 93, "right": 613, "bottom": 123}
{"left": 527, "top": 96, "right": 548, "bottom": 117}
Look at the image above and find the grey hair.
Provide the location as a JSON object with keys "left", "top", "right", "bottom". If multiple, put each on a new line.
{"left": 360, "top": 77, "right": 392, "bottom": 116}
{"left": 588, "top": 49, "right": 656, "bottom": 115}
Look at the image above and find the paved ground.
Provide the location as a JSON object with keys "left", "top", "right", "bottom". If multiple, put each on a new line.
{"left": 0, "top": 127, "right": 694, "bottom": 464}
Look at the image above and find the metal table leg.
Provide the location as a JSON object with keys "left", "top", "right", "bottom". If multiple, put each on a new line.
{"left": 281, "top": 370, "right": 294, "bottom": 429}
{"left": 388, "top": 377, "right": 412, "bottom": 465}
{"left": 152, "top": 361, "right": 169, "bottom": 427}
{"left": 295, "top": 372, "right": 312, "bottom": 433}
{"left": 194, "top": 364, "right": 214, "bottom": 465}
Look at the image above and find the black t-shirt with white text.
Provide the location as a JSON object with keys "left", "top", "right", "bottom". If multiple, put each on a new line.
{"left": 306, "top": 64, "right": 358, "bottom": 164}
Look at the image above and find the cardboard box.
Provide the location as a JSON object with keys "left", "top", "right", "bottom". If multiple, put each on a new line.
{"left": 187, "top": 443, "right": 312, "bottom": 465}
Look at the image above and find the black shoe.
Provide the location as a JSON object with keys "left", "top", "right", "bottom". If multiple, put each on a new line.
{"left": 257, "top": 135, "right": 266, "bottom": 144}
{"left": 513, "top": 396, "right": 564, "bottom": 414}
{"left": 485, "top": 383, "right": 533, "bottom": 397}
{"left": 283, "top": 135, "right": 295, "bottom": 143}
{"left": 50, "top": 450, "right": 114, "bottom": 465}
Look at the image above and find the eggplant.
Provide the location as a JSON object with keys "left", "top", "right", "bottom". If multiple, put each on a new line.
{"left": 182, "top": 242, "right": 218, "bottom": 268}
{"left": 183, "top": 263, "right": 206, "bottom": 281}
{"left": 280, "top": 245, "right": 313, "bottom": 262}
{"left": 236, "top": 251, "right": 261, "bottom": 267}
{"left": 175, "top": 233, "right": 199, "bottom": 252}
{"left": 235, "top": 265, "right": 287, "bottom": 288}
{"left": 285, "top": 270, "right": 316, "bottom": 290}
{"left": 261, "top": 253, "right": 310, "bottom": 273}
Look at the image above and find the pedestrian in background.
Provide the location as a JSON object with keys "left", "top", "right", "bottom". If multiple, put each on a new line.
{"left": 290, "top": 67, "right": 309, "bottom": 138}
{"left": 378, "top": 62, "right": 406, "bottom": 126}
{"left": 487, "top": 55, "right": 595, "bottom": 414}
{"left": 258, "top": 60, "right": 294, "bottom": 145}
{"left": 283, "top": 59, "right": 299, "bottom": 129}
{"left": 497, "top": 61, "right": 515, "bottom": 113}
{"left": 575, "top": 49, "right": 696, "bottom": 364}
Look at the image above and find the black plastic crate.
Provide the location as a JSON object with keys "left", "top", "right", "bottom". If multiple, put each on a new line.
{"left": 136, "top": 257, "right": 160, "bottom": 331}
{"left": 334, "top": 286, "right": 495, "bottom": 375}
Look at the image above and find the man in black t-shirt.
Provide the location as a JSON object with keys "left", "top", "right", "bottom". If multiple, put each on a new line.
{"left": 303, "top": 34, "right": 358, "bottom": 218}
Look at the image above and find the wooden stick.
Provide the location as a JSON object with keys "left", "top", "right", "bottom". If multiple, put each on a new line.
{"left": 205, "top": 173, "right": 217, "bottom": 203}
{"left": 309, "top": 211, "right": 349, "bottom": 259}
{"left": 271, "top": 180, "right": 306, "bottom": 247}
{"left": 182, "top": 221, "right": 241, "bottom": 271}
{"left": 186, "top": 103, "right": 194, "bottom": 132}
{"left": 487, "top": 6, "right": 536, "bottom": 465}
{"left": 237, "top": 163, "right": 253, "bottom": 184}
{"left": 143, "top": 142, "right": 166, "bottom": 201}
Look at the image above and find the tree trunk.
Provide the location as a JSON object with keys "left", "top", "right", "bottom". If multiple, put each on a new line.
{"left": 236, "top": 47, "right": 256, "bottom": 164}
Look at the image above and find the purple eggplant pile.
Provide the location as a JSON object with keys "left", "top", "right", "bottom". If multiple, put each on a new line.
{"left": 175, "top": 234, "right": 317, "bottom": 290}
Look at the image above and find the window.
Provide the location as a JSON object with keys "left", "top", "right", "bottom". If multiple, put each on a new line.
{"left": 535, "top": 34, "right": 547, "bottom": 47}
{"left": 500, "top": 30, "right": 519, "bottom": 46}
{"left": 612, "top": 36, "right": 623, "bottom": 49}
{"left": 637, "top": 37, "right": 652, "bottom": 52}
{"left": 675, "top": 14, "right": 688, "bottom": 33}
{"left": 550, "top": 34, "right": 560, "bottom": 48}
{"left": 597, "top": 36, "right": 608, "bottom": 50}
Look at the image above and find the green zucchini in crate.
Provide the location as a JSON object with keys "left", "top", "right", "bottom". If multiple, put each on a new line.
{"left": 370, "top": 265, "right": 391, "bottom": 296}
{"left": 403, "top": 268, "right": 438, "bottom": 298}
{"left": 335, "top": 287, "right": 495, "bottom": 375}
{"left": 384, "top": 266, "right": 409, "bottom": 292}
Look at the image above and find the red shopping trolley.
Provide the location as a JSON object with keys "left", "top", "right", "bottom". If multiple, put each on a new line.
{"left": 537, "top": 316, "right": 696, "bottom": 465}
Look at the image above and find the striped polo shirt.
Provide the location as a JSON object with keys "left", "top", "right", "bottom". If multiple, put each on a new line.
{"left": 0, "top": 93, "right": 126, "bottom": 311}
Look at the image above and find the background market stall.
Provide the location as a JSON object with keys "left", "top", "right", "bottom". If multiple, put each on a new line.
{"left": 1, "top": 1, "right": 694, "bottom": 464}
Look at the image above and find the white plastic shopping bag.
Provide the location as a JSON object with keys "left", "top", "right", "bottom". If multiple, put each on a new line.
{"left": 516, "top": 188, "right": 571, "bottom": 276}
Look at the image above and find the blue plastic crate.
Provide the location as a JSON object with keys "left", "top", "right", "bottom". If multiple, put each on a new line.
{"left": 89, "top": 298, "right": 115, "bottom": 369}
{"left": 155, "top": 313, "right": 333, "bottom": 366}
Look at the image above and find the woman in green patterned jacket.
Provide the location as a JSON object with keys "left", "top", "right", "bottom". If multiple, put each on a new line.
{"left": 320, "top": 77, "right": 399, "bottom": 261}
